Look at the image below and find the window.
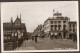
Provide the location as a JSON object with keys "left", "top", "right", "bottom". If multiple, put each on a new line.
{"left": 51, "top": 25, "right": 53, "bottom": 30}
{"left": 59, "top": 33, "right": 61, "bottom": 35}
{"left": 4, "top": 36, "right": 7, "bottom": 39}
{"left": 58, "top": 25, "right": 61, "bottom": 27}
{"left": 73, "top": 25, "right": 75, "bottom": 28}
{"left": 73, "top": 29, "right": 75, "bottom": 32}
{"left": 51, "top": 25, "right": 53, "bottom": 28}
{"left": 58, "top": 21, "right": 61, "bottom": 23}
{"left": 63, "top": 21, "right": 66, "bottom": 23}
{"left": 55, "top": 25, "right": 57, "bottom": 27}
{"left": 63, "top": 25, "right": 66, "bottom": 27}
{"left": 50, "top": 21, "right": 53, "bottom": 24}
{"left": 70, "top": 29, "right": 71, "bottom": 31}
{"left": 55, "top": 28, "right": 56, "bottom": 30}
{"left": 8, "top": 36, "right": 10, "bottom": 39}
{"left": 54, "top": 21, "right": 57, "bottom": 23}
{"left": 70, "top": 25, "right": 71, "bottom": 27}
{"left": 51, "top": 28, "right": 53, "bottom": 31}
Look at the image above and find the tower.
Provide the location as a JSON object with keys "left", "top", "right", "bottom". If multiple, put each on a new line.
{"left": 11, "top": 17, "right": 13, "bottom": 23}
{"left": 17, "top": 15, "right": 19, "bottom": 19}
{"left": 20, "top": 14, "right": 21, "bottom": 23}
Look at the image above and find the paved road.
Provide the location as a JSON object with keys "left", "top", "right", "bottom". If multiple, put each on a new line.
{"left": 15, "top": 37, "right": 77, "bottom": 50}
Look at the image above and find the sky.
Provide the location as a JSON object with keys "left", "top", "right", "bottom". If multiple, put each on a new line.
{"left": 1, "top": 1, "right": 78, "bottom": 32}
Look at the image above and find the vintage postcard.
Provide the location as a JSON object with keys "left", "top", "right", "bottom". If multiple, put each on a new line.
{"left": 1, "top": 1, "right": 79, "bottom": 52}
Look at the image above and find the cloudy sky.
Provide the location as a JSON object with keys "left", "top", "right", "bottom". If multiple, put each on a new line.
{"left": 1, "top": 1, "right": 78, "bottom": 32}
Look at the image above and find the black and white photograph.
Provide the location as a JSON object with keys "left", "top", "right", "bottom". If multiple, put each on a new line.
{"left": 1, "top": 1, "right": 79, "bottom": 52}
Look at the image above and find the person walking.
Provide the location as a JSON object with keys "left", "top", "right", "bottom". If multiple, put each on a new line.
{"left": 35, "top": 34, "right": 38, "bottom": 43}
{"left": 32, "top": 36, "right": 34, "bottom": 40}
{"left": 42, "top": 33, "right": 44, "bottom": 38}
{"left": 50, "top": 32, "right": 53, "bottom": 40}
{"left": 73, "top": 34, "right": 77, "bottom": 42}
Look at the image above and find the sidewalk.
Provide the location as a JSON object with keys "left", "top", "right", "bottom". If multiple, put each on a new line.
{"left": 15, "top": 40, "right": 37, "bottom": 50}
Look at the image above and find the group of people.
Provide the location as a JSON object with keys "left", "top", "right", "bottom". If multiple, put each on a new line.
{"left": 32, "top": 32, "right": 45, "bottom": 42}
{"left": 31, "top": 31, "right": 77, "bottom": 42}
{"left": 32, "top": 34, "right": 38, "bottom": 43}
{"left": 49, "top": 32, "right": 58, "bottom": 40}
{"left": 31, "top": 31, "right": 58, "bottom": 42}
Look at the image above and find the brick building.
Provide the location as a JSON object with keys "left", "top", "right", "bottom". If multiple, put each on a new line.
{"left": 3, "top": 14, "right": 27, "bottom": 41}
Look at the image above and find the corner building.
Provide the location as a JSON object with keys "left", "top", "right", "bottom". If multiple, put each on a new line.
{"left": 44, "top": 12, "right": 77, "bottom": 39}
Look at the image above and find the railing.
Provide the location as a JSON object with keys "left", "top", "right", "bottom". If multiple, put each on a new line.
{"left": 4, "top": 37, "right": 24, "bottom": 51}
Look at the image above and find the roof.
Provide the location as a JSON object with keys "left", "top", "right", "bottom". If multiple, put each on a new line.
{"left": 3, "top": 23, "right": 12, "bottom": 30}
{"left": 3, "top": 23, "right": 12, "bottom": 27}
{"left": 3, "top": 22, "right": 25, "bottom": 30}
{"left": 44, "top": 16, "right": 68, "bottom": 24}
{"left": 69, "top": 22, "right": 77, "bottom": 24}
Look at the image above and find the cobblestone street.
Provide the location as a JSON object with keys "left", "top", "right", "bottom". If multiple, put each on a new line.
{"left": 15, "top": 37, "right": 77, "bottom": 50}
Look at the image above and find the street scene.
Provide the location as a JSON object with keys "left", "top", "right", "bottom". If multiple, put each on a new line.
{"left": 1, "top": 1, "right": 78, "bottom": 51}
{"left": 15, "top": 38, "right": 77, "bottom": 50}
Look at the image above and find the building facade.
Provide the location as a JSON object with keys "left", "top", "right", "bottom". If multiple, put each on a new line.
{"left": 33, "top": 25, "right": 43, "bottom": 37}
{"left": 69, "top": 22, "right": 77, "bottom": 39}
{"left": 3, "top": 14, "right": 27, "bottom": 42}
{"left": 43, "top": 12, "right": 77, "bottom": 39}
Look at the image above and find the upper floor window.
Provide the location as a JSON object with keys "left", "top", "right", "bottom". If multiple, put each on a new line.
{"left": 58, "top": 25, "right": 61, "bottom": 27}
{"left": 51, "top": 25, "right": 53, "bottom": 28}
{"left": 63, "top": 25, "right": 66, "bottom": 27}
{"left": 63, "top": 21, "right": 66, "bottom": 23}
{"left": 54, "top": 25, "right": 57, "bottom": 27}
{"left": 4, "top": 36, "right": 7, "bottom": 39}
{"left": 73, "top": 25, "right": 75, "bottom": 28}
{"left": 50, "top": 21, "right": 53, "bottom": 24}
{"left": 51, "top": 28, "right": 53, "bottom": 31}
{"left": 58, "top": 21, "right": 61, "bottom": 23}
{"left": 50, "top": 25, "right": 53, "bottom": 31}
{"left": 73, "top": 29, "right": 75, "bottom": 32}
{"left": 54, "top": 21, "right": 57, "bottom": 23}
{"left": 70, "top": 25, "right": 71, "bottom": 28}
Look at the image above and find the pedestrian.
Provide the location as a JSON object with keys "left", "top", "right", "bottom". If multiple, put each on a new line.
{"left": 48, "top": 31, "right": 51, "bottom": 38}
{"left": 42, "top": 33, "right": 44, "bottom": 38}
{"left": 54, "top": 33, "right": 57, "bottom": 39}
{"left": 73, "top": 34, "right": 77, "bottom": 42}
{"left": 35, "top": 34, "right": 38, "bottom": 43}
{"left": 32, "top": 36, "right": 34, "bottom": 40}
{"left": 27, "top": 35, "right": 28, "bottom": 41}
{"left": 50, "top": 32, "right": 53, "bottom": 40}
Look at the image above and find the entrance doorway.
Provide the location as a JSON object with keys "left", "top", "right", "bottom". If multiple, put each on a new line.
{"left": 58, "top": 33, "right": 62, "bottom": 38}
{"left": 63, "top": 32, "right": 66, "bottom": 38}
